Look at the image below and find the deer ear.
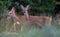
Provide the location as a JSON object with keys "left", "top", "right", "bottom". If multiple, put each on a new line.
{"left": 11, "top": 7, "right": 15, "bottom": 12}
{"left": 12, "top": 7, "right": 14, "bottom": 10}
{"left": 26, "top": 5, "right": 30, "bottom": 10}
{"left": 20, "top": 5, "right": 24, "bottom": 10}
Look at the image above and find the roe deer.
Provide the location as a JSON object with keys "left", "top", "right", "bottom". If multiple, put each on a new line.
{"left": 20, "top": 5, "right": 52, "bottom": 29}
{"left": 7, "top": 7, "right": 24, "bottom": 32}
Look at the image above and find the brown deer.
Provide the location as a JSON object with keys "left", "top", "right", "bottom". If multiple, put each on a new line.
{"left": 7, "top": 7, "right": 24, "bottom": 32}
{"left": 20, "top": 5, "right": 52, "bottom": 29}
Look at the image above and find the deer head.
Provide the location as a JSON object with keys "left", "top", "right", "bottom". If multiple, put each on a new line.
{"left": 5, "top": 7, "right": 16, "bottom": 20}
{"left": 20, "top": 5, "right": 30, "bottom": 13}
{"left": 20, "top": 5, "right": 30, "bottom": 20}
{"left": 8, "top": 7, "right": 16, "bottom": 16}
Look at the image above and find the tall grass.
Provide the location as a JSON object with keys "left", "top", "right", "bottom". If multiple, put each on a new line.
{"left": 0, "top": 16, "right": 60, "bottom": 37}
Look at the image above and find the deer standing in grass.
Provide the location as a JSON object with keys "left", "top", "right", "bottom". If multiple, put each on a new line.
{"left": 7, "top": 7, "right": 23, "bottom": 32}
{"left": 20, "top": 5, "right": 52, "bottom": 29}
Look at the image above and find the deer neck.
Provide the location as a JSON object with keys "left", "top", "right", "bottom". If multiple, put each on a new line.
{"left": 24, "top": 11, "right": 29, "bottom": 20}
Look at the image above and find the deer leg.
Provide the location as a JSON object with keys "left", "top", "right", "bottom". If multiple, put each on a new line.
{"left": 16, "top": 21, "right": 23, "bottom": 31}
{"left": 30, "top": 24, "right": 35, "bottom": 30}
{"left": 13, "top": 23, "right": 16, "bottom": 32}
{"left": 29, "top": 25, "right": 34, "bottom": 32}
{"left": 36, "top": 23, "right": 43, "bottom": 29}
{"left": 20, "top": 26, "right": 23, "bottom": 31}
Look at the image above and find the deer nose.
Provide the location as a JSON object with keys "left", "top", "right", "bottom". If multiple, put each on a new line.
{"left": 24, "top": 11, "right": 26, "bottom": 13}
{"left": 23, "top": 10, "right": 26, "bottom": 13}
{"left": 23, "top": 9, "right": 27, "bottom": 13}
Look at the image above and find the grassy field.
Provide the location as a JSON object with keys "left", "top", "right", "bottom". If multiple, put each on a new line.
{"left": 0, "top": 27, "right": 60, "bottom": 37}
{"left": 0, "top": 16, "right": 60, "bottom": 37}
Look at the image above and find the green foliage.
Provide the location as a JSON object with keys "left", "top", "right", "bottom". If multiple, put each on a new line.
{"left": 0, "top": 0, "right": 56, "bottom": 15}
{"left": 41, "top": 0, "right": 56, "bottom": 12}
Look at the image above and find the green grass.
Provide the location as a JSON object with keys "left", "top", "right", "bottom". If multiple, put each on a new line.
{"left": 0, "top": 25, "right": 58, "bottom": 37}
{"left": 0, "top": 27, "right": 59, "bottom": 37}
{"left": 0, "top": 17, "right": 60, "bottom": 37}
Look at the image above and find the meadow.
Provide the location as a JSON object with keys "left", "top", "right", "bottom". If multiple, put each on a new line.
{"left": 0, "top": 15, "right": 60, "bottom": 37}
